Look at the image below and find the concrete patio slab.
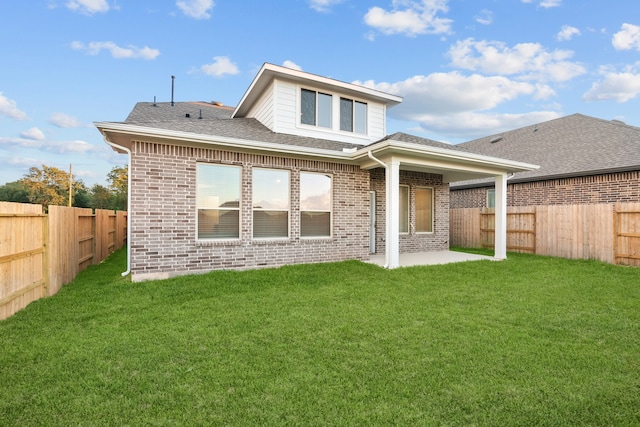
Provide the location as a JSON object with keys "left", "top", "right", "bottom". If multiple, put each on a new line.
{"left": 368, "top": 251, "right": 495, "bottom": 267}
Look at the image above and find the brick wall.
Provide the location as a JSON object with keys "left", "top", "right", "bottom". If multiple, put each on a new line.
{"left": 129, "top": 140, "right": 370, "bottom": 281}
{"left": 451, "top": 171, "right": 640, "bottom": 208}
{"left": 370, "top": 168, "right": 449, "bottom": 254}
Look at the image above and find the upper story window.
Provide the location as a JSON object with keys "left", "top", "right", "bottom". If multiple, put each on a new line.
{"left": 301, "top": 89, "right": 332, "bottom": 129}
{"left": 252, "top": 168, "right": 290, "bottom": 239}
{"left": 196, "top": 163, "right": 241, "bottom": 240}
{"left": 340, "top": 97, "right": 367, "bottom": 134}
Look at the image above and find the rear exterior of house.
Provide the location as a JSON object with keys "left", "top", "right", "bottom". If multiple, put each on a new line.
{"left": 97, "top": 63, "right": 535, "bottom": 281}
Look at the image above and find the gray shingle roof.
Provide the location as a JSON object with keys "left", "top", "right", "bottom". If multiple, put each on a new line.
{"left": 383, "top": 132, "right": 469, "bottom": 152}
{"left": 124, "top": 101, "right": 361, "bottom": 152}
{"left": 451, "top": 113, "right": 640, "bottom": 188}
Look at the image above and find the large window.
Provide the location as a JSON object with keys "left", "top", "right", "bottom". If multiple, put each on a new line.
{"left": 301, "top": 89, "right": 332, "bottom": 128}
{"left": 399, "top": 185, "right": 409, "bottom": 234}
{"left": 416, "top": 187, "right": 434, "bottom": 233}
{"left": 197, "top": 164, "right": 241, "bottom": 239}
{"left": 300, "top": 172, "right": 332, "bottom": 237}
{"left": 252, "top": 168, "right": 290, "bottom": 238}
{"left": 340, "top": 97, "right": 367, "bottom": 134}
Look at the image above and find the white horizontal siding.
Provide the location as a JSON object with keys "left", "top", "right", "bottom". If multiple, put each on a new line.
{"left": 247, "top": 81, "right": 275, "bottom": 130}
{"left": 250, "top": 78, "right": 391, "bottom": 145}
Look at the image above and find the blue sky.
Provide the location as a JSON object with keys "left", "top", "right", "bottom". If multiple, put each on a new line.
{"left": 1, "top": 0, "right": 640, "bottom": 187}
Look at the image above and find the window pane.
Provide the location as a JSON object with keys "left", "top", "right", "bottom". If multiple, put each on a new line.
{"left": 301, "top": 89, "right": 316, "bottom": 125}
{"left": 487, "top": 189, "right": 495, "bottom": 208}
{"left": 318, "top": 93, "right": 332, "bottom": 128}
{"left": 300, "top": 173, "right": 331, "bottom": 211}
{"left": 416, "top": 188, "right": 433, "bottom": 233}
{"left": 253, "top": 169, "right": 289, "bottom": 210}
{"left": 340, "top": 98, "right": 353, "bottom": 132}
{"left": 301, "top": 212, "right": 330, "bottom": 237}
{"left": 197, "top": 164, "right": 240, "bottom": 208}
{"left": 300, "top": 172, "right": 331, "bottom": 237}
{"left": 354, "top": 101, "right": 367, "bottom": 134}
{"left": 253, "top": 211, "right": 288, "bottom": 238}
{"left": 399, "top": 186, "right": 409, "bottom": 233}
{"left": 198, "top": 209, "right": 239, "bottom": 239}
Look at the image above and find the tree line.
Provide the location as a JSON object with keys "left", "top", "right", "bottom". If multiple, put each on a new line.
{"left": 0, "top": 165, "right": 128, "bottom": 211}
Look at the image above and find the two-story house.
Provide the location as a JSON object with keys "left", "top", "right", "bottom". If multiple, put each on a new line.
{"left": 96, "top": 63, "right": 536, "bottom": 282}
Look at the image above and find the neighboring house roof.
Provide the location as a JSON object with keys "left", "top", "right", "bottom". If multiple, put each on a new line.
{"left": 452, "top": 113, "right": 640, "bottom": 188}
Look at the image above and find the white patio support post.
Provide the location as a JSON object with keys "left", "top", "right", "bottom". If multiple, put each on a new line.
{"left": 494, "top": 173, "right": 508, "bottom": 260}
{"left": 386, "top": 158, "right": 400, "bottom": 268}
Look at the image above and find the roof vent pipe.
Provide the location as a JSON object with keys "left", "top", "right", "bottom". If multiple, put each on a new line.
{"left": 171, "top": 75, "right": 175, "bottom": 107}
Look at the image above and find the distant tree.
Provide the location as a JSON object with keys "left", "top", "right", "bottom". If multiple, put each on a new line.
{"left": 107, "top": 165, "right": 128, "bottom": 211}
{"left": 73, "top": 184, "right": 92, "bottom": 208}
{"left": 20, "top": 165, "right": 86, "bottom": 209}
{"left": 0, "top": 180, "right": 30, "bottom": 203}
{"left": 90, "top": 184, "right": 113, "bottom": 209}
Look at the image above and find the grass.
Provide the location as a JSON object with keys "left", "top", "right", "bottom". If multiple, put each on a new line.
{"left": 1, "top": 249, "right": 639, "bottom": 426}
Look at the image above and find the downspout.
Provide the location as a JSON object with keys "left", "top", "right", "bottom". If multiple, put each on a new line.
{"left": 367, "top": 151, "right": 388, "bottom": 268}
{"left": 103, "top": 137, "right": 132, "bottom": 277}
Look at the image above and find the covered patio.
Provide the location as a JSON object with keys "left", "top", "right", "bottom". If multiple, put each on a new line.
{"left": 368, "top": 250, "right": 495, "bottom": 267}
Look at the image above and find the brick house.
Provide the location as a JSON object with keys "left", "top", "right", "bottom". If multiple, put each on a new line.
{"left": 96, "top": 63, "right": 536, "bottom": 281}
{"left": 451, "top": 114, "right": 640, "bottom": 208}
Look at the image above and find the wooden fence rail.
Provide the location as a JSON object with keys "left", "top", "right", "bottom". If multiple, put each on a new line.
{"left": 1, "top": 202, "right": 127, "bottom": 320}
{"left": 451, "top": 202, "right": 640, "bottom": 266}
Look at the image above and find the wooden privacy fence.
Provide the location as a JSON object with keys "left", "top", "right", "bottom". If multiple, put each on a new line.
{"left": 0, "top": 202, "right": 127, "bottom": 319}
{"left": 450, "top": 202, "right": 640, "bottom": 266}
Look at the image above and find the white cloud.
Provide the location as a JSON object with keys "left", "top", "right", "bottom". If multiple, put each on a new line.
{"left": 474, "top": 9, "right": 493, "bottom": 26}
{"left": 0, "top": 136, "right": 101, "bottom": 154}
{"left": 411, "top": 111, "right": 561, "bottom": 139}
{"left": 448, "top": 38, "right": 586, "bottom": 82}
{"left": 71, "top": 41, "right": 160, "bottom": 60}
{"left": 557, "top": 25, "right": 580, "bottom": 41}
{"left": 20, "top": 127, "right": 45, "bottom": 141}
{"left": 583, "top": 65, "right": 640, "bottom": 103}
{"left": 199, "top": 56, "right": 239, "bottom": 77}
{"left": 66, "top": 0, "right": 109, "bottom": 15}
{"left": 49, "top": 112, "right": 83, "bottom": 128}
{"left": 176, "top": 0, "right": 214, "bottom": 19}
{"left": 522, "top": 0, "right": 561, "bottom": 7}
{"left": 354, "top": 71, "right": 562, "bottom": 139}
{"left": 308, "top": 0, "right": 344, "bottom": 12}
{"left": 612, "top": 23, "right": 640, "bottom": 51}
{"left": 0, "top": 92, "right": 28, "bottom": 120}
{"left": 282, "top": 60, "right": 302, "bottom": 71}
{"left": 364, "top": 0, "right": 453, "bottom": 37}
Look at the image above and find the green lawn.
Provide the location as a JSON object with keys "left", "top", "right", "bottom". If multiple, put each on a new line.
{"left": 1, "top": 249, "right": 639, "bottom": 426}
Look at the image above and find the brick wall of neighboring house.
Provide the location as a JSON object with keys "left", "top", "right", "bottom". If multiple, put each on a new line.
{"left": 370, "top": 168, "right": 450, "bottom": 254}
{"left": 129, "top": 140, "right": 371, "bottom": 281}
{"left": 450, "top": 171, "right": 640, "bottom": 208}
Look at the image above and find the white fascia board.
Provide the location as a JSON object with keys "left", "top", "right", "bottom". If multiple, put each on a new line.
{"left": 94, "top": 122, "right": 355, "bottom": 161}
{"left": 233, "top": 63, "right": 403, "bottom": 118}
{"left": 353, "top": 140, "right": 539, "bottom": 173}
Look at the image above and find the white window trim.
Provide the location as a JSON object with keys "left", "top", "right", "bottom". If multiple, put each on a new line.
{"left": 196, "top": 163, "right": 241, "bottom": 241}
{"left": 251, "top": 167, "right": 291, "bottom": 240}
{"left": 415, "top": 186, "right": 434, "bottom": 234}
{"left": 300, "top": 171, "right": 333, "bottom": 239}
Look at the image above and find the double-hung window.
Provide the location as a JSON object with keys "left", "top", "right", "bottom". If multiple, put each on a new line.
{"left": 252, "top": 168, "right": 290, "bottom": 238}
{"left": 300, "top": 172, "right": 332, "bottom": 237}
{"left": 196, "top": 164, "right": 241, "bottom": 239}
{"left": 340, "top": 97, "right": 367, "bottom": 134}
{"left": 416, "top": 187, "right": 434, "bottom": 233}
{"left": 301, "top": 89, "right": 332, "bottom": 128}
{"left": 399, "top": 185, "right": 409, "bottom": 234}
